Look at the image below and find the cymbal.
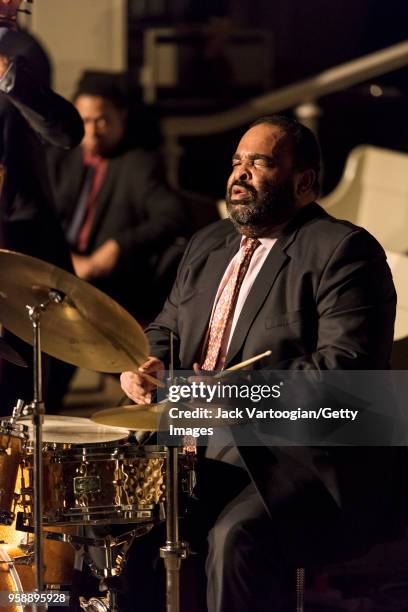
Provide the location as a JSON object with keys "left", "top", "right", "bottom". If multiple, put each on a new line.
{"left": 19, "top": 415, "right": 129, "bottom": 444}
{"left": 91, "top": 402, "right": 230, "bottom": 431}
{"left": 0, "top": 249, "right": 149, "bottom": 373}
{"left": 0, "top": 336, "right": 27, "bottom": 367}
{"left": 92, "top": 404, "right": 167, "bottom": 431}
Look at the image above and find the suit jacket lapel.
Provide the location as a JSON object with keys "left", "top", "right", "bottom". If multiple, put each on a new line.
{"left": 224, "top": 203, "right": 323, "bottom": 367}
{"left": 181, "top": 233, "right": 241, "bottom": 367}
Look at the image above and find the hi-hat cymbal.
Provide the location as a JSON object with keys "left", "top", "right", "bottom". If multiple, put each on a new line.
{"left": 19, "top": 415, "right": 129, "bottom": 444}
{"left": 91, "top": 402, "right": 229, "bottom": 430}
{"left": 0, "top": 336, "right": 27, "bottom": 367}
{"left": 92, "top": 404, "right": 167, "bottom": 430}
{"left": 0, "top": 249, "right": 149, "bottom": 372}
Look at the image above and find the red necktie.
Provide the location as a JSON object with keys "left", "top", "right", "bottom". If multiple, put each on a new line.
{"left": 202, "top": 237, "right": 260, "bottom": 371}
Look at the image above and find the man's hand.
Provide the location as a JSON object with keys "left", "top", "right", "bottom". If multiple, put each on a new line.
{"left": 0, "top": 55, "right": 11, "bottom": 80}
{"left": 90, "top": 239, "right": 120, "bottom": 278}
{"left": 121, "top": 357, "right": 165, "bottom": 405}
{"left": 71, "top": 253, "right": 94, "bottom": 280}
{"left": 72, "top": 239, "right": 120, "bottom": 281}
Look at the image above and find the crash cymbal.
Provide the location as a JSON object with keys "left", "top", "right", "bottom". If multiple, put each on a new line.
{"left": 0, "top": 336, "right": 26, "bottom": 367}
{"left": 0, "top": 249, "right": 149, "bottom": 373}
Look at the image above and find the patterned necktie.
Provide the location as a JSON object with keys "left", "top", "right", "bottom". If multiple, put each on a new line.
{"left": 202, "top": 237, "right": 260, "bottom": 371}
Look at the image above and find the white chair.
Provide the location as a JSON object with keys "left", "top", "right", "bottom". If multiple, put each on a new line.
{"left": 320, "top": 145, "right": 408, "bottom": 253}
{"left": 387, "top": 251, "right": 408, "bottom": 342}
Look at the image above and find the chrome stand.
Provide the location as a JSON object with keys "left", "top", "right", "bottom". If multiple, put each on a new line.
{"left": 160, "top": 332, "right": 190, "bottom": 612}
{"left": 80, "top": 587, "right": 119, "bottom": 612}
{"left": 160, "top": 446, "right": 189, "bottom": 612}
{"left": 22, "top": 291, "right": 64, "bottom": 607}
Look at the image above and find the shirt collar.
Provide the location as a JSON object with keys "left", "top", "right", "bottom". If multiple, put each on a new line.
{"left": 239, "top": 235, "right": 277, "bottom": 250}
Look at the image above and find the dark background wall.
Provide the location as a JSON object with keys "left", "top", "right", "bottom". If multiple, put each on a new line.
{"left": 127, "top": 0, "right": 408, "bottom": 198}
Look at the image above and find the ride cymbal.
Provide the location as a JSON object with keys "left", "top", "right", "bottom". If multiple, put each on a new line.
{"left": 0, "top": 249, "right": 148, "bottom": 372}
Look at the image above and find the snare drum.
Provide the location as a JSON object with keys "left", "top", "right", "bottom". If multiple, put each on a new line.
{"left": 23, "top": 444, "right": 167, "bottom": 525}
{"left": 19, "top": 416, "right": 195, "bottom": 527}
{"left": 0, "top": 420, "right": 27, "bottom": 526}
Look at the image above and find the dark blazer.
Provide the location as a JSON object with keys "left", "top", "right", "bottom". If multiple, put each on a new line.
{"left": 0, "top": 57, "right": 83, "bottom": 269}
{"left": 0, "top": 47, "right": 84, "bottom": 415}
{"left": 48, "top": 146, "right": 186, "bottom": 318}
{"left": 146, "top": 203, "right": 406, "bottom": 560}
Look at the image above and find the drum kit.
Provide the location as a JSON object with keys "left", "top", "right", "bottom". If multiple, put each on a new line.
{"left": 0, "top": 249, "right": 196, "bottom": 612}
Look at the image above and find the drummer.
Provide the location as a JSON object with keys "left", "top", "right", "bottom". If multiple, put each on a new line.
{"left": 121, "top": 116, "right": 406, "bottom": 611}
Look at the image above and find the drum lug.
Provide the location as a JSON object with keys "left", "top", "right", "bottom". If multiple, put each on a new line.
{"left": 159, "top": 501, "right": 166, "bottom": 521}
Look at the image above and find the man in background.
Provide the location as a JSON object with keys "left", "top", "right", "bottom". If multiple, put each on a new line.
{"left": 48, "top": 75, "right": 186, "bottom": 322}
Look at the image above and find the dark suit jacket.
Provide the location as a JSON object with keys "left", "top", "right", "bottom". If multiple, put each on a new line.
{"left": 146, "top": 203, "right": 406, "bottom": 559}
{"left": 0, "top": 56, "right": 83, "bottom": 269}
{"left": 0, "top": 48, "right": 84, "bottom": 415}
{"left": 48, "top": 146, "right": 186, "bottom": 319}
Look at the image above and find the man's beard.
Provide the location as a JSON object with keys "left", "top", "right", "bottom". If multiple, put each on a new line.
{"left": 226, "top": 178, "right": 297, "bottom": 237}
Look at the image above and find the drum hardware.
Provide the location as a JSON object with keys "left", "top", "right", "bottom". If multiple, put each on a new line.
{"left": 24, "top": 290, "right": 68, "bottom": 600}
{"left": 159, "top": 331, "right": 191, "bottom": 612}
{"left": 79, "top": 586, "right": 118, "bottom": 612}
{"left": 160, "top": 446, "right": 190, "bottom": 612}
{"left": 11, "top": 523, "right": 152, "bottom": 612}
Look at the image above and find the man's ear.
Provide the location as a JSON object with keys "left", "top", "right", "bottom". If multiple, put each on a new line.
{"left": 294, "top": 169, "right": 316, "bottom": 199}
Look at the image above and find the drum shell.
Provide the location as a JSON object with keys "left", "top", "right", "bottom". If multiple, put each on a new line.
{"left": 23, "top": 445, "right": 167, "bottom": 526}
{"left": 0, "top": 422, "right": 27, "bottom": 525}
{"left": 0, "top": 464, "right": 75, "bottom": 612}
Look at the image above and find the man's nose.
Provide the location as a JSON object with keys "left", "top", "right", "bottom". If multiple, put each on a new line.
{"left": 85, "top": 124, "right": 95, "bottom": 139}
{"left": 233, "top": 161, "right": 252, "bottom": 182}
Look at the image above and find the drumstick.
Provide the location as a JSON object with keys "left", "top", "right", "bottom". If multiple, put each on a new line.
{"left": 138, "top": 371, "right": 166, "bottom": 388}
{"left": 139, "top": 349, "right": 272, "bottom": 386}
{"left": 215, "top": 350, "right": 272, "bottom": 378}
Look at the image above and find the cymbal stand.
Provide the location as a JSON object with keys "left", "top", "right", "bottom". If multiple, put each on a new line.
{"left": 160, "top": 331, "right": 189, "bottom": 612}
{"left": 24, "top": 290, "right": 64, "bottom": 603}
{"left": 160, "top": 447, "right": 189, "bottom": 612}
